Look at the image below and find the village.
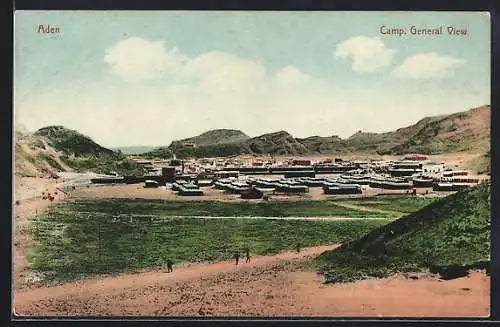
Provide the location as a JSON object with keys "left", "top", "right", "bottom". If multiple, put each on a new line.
{"left": 87, "top": 153, "right": 489, "bottom": 200}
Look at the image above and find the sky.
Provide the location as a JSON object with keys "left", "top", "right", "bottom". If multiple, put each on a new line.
{"left": 14, "top": 11, "right": 491, "bottom": 147}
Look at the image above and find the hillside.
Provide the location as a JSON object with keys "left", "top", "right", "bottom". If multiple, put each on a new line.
{"left": 146, "top": 129, "right": 250, "bottom": 158}
{"left": 314, "top": 183, "right": 490, "bottom": 283}
{"left": 385, "top": 105, "right": 490, "bottom": 155}
{"left": 145, "top": 105, "right": 490, "bottom": 159}
{"left": 466, "top": 151, "right": 491, "bottom": 175}
{"left": 297, "top": 135, "right": 350, "bottom": 154}
{"left": 15, "top": 126, "right": 145, "bottom": 177}
{"left": 241, "top": 131, "right": 308, "bottom": 155}
{"left": 345, "top": 116, "right": 443, "bottom": 154}
{"left": 174, "top": 129, "right": 250, "bottom": 147}
{"left": 34, "top": 126, "right": 116, "bottom": 157}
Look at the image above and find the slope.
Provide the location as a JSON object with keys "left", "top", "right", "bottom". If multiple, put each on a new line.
{"left": 314, "top": 182, "right": 490, "bottom": 283}
{"left": 241, "top": 130, "right": 309, "bottom": 156}
{"left": 174, "top": 129, "right": 250, "bottom": 147}
{"left": 15, "top": 126, "right": 145, "bottom": 177}
{"left": 385, "top": 105, "right": 490, "bottom": 155}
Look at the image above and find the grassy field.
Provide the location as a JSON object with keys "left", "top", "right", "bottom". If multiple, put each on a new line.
{"left": 28, "top": 207, "right": 391, "bottom": 284}
{"left": 57, "top": 198, "right": 394, "bottom": 218}
{"left": 314, "top": 184, "right": 491, "bottom": 283}
{"left": 334, "top": 196, "right": 439, "bottom": 215}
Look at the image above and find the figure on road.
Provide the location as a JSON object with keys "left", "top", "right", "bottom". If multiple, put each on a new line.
{"left": 166, "top": 259, "right": 173, "bottom": 273}
{"left": 234, "top": 252, "right": 240, "bottom": 265}
{"left": 245, "top": 247, "right": 251, "bottom": 263}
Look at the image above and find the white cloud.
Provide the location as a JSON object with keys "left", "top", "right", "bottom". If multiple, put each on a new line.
{"left": 392, "top": 52, "right": 466, "bottom": 79}
{"left": 275, "top": 66, "right": 312, "bottom": 85}
{"left": 185, "top": 51, "right": 267, "bottom": 94}
{"left": 334, "top": 36, "right": 396, "bottom": 73}
{"left": 104, "top": 37, "right": 186, "bottom": 79}
{"left": 15, "top": 37, "right": 488, "bottom": 147}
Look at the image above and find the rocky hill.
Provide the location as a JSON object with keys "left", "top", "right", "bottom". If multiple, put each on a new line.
{"left": 15, "top": 126, "right": 145, "bottom": 177}
{"left": 146, "top": 129, "right": 250, "bottom": 159}
{"left": 145, "top": 105, "right": 490, "bottom": 159}
{"left": 385, "top": 105, "right": 490, "bottom": 155}
{"left": 34, "top": 126, "right": 117, "bottom": 157}
{"left": 241, "top": 131, "right": 308, "bottom": 155}
{"left": 174, "top": 129, "right": 250, "bottom": 147}
{"left": 315, "top": 182, "right": 490, "bottom": 283}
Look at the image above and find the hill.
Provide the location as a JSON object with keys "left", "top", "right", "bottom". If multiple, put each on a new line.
{"left": 15, "top": 126, "right": 145, "bottom": 177}
{"left": 241, "top": 131, "right": 308, "bottom": 155}
{"left": 146, "top": 129, "right": 250, "bottom": 158}
{"left": 144, "top": 105, "right": 490, "bottom": 159}
{"left": 314, "top": 183, "right": 490, "bottom": 283}
{"left": 345, "top": 116, "right": 443, "bottom": 154}
{"left": 297, "top": 135, "right": 350, "bottom": 154}
{"left": 384, "top": 105, "right": 490, "bottom": 155}
{"left": 174, "top": 129, "right": 250, "bottom": 147}
{"left": 34, "top": 126, "right": 117, "bottom": 157}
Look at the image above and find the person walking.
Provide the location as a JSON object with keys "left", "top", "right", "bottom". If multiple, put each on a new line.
{"left": 234, "top": 252, "right": 240, "bottom": 265}
{"left": 245, "top": 247, "right": 251, "bottom": 263}
{"left": 166, "top": 259, "right": 173, "bottom": 273}
{"left": 296, "top": 242, "right": 301, "bottom": 253}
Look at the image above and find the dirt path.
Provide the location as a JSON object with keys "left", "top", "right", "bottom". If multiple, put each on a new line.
{"left": 13, "top": 243, "right": 489, "bottom": 317}
{"left": 14, "top": 245, "right": 335, "bottom": 310}
{"left": 52, "top": 210, "right": 390, "bottom": 221}
{"left": 332, "top": 201, "right": 402, "bottom": 216}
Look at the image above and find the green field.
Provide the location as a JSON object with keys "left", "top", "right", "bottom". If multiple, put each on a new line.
{"left": 27, "top": 196, "right": 446, "bottom": 284}
{"left": 58, "top": 198, "right": 394, "bottom": 218}
{"left": 28, "top": 207, "right": 391, "bottom": 284}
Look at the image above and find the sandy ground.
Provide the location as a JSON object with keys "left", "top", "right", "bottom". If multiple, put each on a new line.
{"left": 70, "top": 183, "right": 442, "bottom": 202}
{"left": 13, "top": 245, "right": 489, "bottom": 317}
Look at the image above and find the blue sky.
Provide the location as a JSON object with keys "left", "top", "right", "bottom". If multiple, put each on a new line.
{"left": 14, "top": 11, "right": 490, "bottom": 147}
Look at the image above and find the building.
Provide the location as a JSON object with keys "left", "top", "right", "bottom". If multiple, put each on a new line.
{"left": 214, "top": 170, "right": 239, "bottom": 179}
{"left": 405, "top": 154, "right": 428, "bottom": 161}
{"left": 422, "top": 162, "right": 445, "bottom": 174}
{"left": 292, "top": 159, "right": 312, "bottom": 166}
{"left": 144, "top": 180, "right": 160, "bottom": 188}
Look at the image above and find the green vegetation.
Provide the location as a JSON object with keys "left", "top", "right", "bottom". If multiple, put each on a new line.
{"left": 64, "top": 155, "right": 145, "bottom": 176}
{"left": 28, "top": 206, "right": 391, "bottom": 284}
{"left": 314, "top": 183, "right": 491, "bottom": 283}
{"left": 58, "top": 199, "right": 394, "bottom": 218}
{"left": 466, "top": 151, "right": 491, "bottom": 175}
{"left": 335, "top": 196, "right": 438, "bottom": 215}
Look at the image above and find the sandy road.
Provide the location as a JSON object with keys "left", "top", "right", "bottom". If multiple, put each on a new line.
{"left": 13, "top": 243, "right": 490, "bottom": 317}
{"left": 14, "top": 245, "right": 335, "bottom": 310}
